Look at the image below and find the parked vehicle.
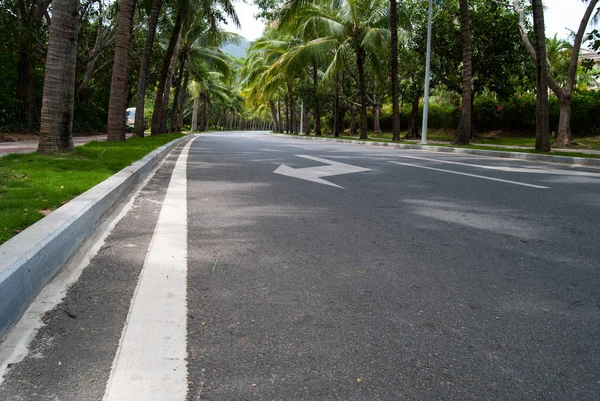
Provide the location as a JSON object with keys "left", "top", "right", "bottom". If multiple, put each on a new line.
{"left": 125, "top": 107, "right": 136, "bottom": 128}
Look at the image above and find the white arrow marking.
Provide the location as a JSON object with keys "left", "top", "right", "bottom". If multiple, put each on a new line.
{"left": 274, "top": 155, "right": 370, "bottom": 188}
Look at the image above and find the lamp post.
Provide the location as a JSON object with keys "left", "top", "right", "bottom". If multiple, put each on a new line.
{"left": 420, "top": 0, "right": 434, "bottom": 145}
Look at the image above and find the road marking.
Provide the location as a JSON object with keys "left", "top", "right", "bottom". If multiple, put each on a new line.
{"left": 389, "top": 161, "right": 549, "bottom": 189}
{"left": 274, "top": 155, "right": 370, "bottom": 188}
{"left": 396, "top": 155, "right": 600, "bottom": 177}
{"left": 103, "top": 137, "right": 197, "bottom": 401}
{"left": 286, "top": 144, "right": 312, "bottom": 149}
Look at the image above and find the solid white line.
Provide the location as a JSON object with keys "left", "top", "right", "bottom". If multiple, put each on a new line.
{"left": 0, "top": 156, "right": 171, "bottom": 386}
{"left": 103, "top": 137, "right": 197, "bottom": 401}
{"left": 389, "top": 161, "right": 549, "bottom": 189}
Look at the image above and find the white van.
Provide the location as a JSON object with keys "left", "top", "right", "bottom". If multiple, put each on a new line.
{"left": 125, "top": 107, "right": 136, "bottom": 128}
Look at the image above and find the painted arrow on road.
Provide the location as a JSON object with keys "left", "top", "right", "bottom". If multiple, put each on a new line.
{"left": 274, "top": 155, "right": 370, "bottom": 188}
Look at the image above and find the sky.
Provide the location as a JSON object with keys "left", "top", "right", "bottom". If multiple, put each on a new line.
{"left": 224, "top": 0, "right": 597, "bottom": 43}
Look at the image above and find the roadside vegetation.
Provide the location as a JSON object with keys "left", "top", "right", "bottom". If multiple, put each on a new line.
{"left": 0, "top": 134, "right": 184, "bottom": 245}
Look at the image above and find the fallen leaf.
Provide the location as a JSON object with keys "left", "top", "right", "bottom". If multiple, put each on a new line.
{"left": 358, "top": 269, "right": 366, "bottom": 275}
{"left": 356, "top": 377, "right": 362, "bottom": 383}
{"left": 58, "top": 361, "right": 62, "bottom": 366}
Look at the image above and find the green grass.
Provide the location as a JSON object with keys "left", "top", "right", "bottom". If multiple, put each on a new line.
{"left": 0, "top": 133, "right": 185, "bottom": 245}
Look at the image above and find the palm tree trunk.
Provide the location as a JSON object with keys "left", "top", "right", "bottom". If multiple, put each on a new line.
{"left": 453, "top": 0, "right": 472, "bottom": 145}
{"left": 532, "top": 0, "right": 550, "bottom": 152}
{"left": 37, "top": 0, "right": 80, "bottom": 154}
{"left": 278, "top": 98, "right": 282, "bottom": 132}
{"left": 390, "top": 0, "right": 400, "bottom": 141}
{"left": 191, "top": 95, "right": 199, "bottom": 131}
{"left": 151, "top": 11, "right": 182, "bottom": 135}
{"left": 373, "top": 100, "right": 381, "bottom": 134}
{"left": 107, "top": 0, "right": 136, "bottom": 142}
{"left": 178, "top": 72, "right": 188, "bottom": 131}
{"left": 334, "top": 72, "right": 340, "bottom": 137}
{"left": 313, "top": 59, "right": 321, "bottom": 136}
{"left": 134, "top": 0, "right": 163, "bottom": 138}
{"left": 270, "top": 101, "right": 278, "bottom": 132}
{"left": 356, "top": 47, "right": 368, "bottom": 139}
{"left": 405, "top": 96, "right": 420, "bottom": 139}
{"left": 170, "top": 53, "right": 185, "bottom": 133}
{"left": 288, "top": 80, "right": 295, "bottom": 134}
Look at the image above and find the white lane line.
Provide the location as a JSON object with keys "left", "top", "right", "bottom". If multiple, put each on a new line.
{"left": 286, "top": 144, "right": 312, "bottom": 149}
{"left": 397, "top": 154, "right": 600, "bottom": 177}
{"left": 389, "top": 161, "right": 549, "bottom": 189}
{"left": 103, "top": 137, "right": 197, "bottom": 401}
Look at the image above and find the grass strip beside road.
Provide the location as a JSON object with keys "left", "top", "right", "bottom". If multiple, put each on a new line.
{"left": 0, "top": 134, "right": 185, "bottom": 245}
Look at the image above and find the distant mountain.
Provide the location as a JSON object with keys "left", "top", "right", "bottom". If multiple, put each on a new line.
{"left": 221, "top": 37, "right": 251, "bottom": 59}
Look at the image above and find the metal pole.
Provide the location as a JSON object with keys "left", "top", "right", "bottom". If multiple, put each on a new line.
{"left": 300, "top": 100, "right": 304, "bottom": 135}
{"left": 420, "top": 0, "right": 433, "bottom": 145}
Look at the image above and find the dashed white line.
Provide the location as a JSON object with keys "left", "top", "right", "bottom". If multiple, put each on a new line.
{"left": 103, "top": 137, "right": 197, "bottom": 401}
{"left": 389, "top": 161, "right": 550, "bottom": 189}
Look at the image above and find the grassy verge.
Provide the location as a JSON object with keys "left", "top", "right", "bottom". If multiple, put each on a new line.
{"left": 0, "top": 133, "right": 185, "bottom": 245}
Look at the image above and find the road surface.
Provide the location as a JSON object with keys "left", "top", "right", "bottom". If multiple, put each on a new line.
{"left": 1, "top": 131, "right": 599, "bottom": 400}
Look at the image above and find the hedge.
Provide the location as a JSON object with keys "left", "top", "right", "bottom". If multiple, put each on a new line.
{"left": 362, "top": 90, "right": 600, "bottom": 136}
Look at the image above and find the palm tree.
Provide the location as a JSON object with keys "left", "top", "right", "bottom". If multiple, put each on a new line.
{"left": 532, "top": 0, "right": 550, "bottom": 152}
{"left": 168, "top": 17, "right": 238, "bottom": 132}
{"left": 37, "top": 0, "right": 80, "bottom": 154}
{"left": 278, "top": 0, "right": 406, "bottom": 139}
{"left": 107, "top": 0, "right": 136, "bottom": 142}
{"left": 151, "top": 0, "right": 239, "bottom": 135}
{"left": 453, "top": 0, "right": 472, "bottom": 145}
{"left": 133, "top": 0, "right": 165, "bottom": 138}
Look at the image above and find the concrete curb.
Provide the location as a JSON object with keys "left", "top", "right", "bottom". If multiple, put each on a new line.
{"left": 0, "top": 135, "right": 192, "bottom": 339}
{"left": 274, "top": 134, "right": 600, "bottom": 167}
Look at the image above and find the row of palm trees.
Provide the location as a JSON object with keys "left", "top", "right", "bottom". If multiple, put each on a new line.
{"left": 36, "top": 0, "right": 241, "bottom": 154}
{"left": 240, "top": 0, "right": 598, "bottom": 150}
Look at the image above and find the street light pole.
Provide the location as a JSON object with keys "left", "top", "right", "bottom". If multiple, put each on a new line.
{"left": 420, "top": 0, "right": 433, "bottom": 145}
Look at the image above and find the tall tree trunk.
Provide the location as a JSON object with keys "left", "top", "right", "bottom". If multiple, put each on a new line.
{"left": 278, "top": 98, "right": 282, "bottom": 132}
{"left": 270, "top": 101, "right": 278, "bottom": 132}
{"left": 177, "top": 72, "right": 188, "bottom": 131}
{"left": 373, "top": 94, "right": 381, "bottom": 134}
{"left": 191, "top": 95, "right": 199, "bottom": 131}
{"left": 288, "top": 81, "right": 295, "bottom": 134}
{"left": 532, "top": 0, "right": 550, "bottom": 152}
{"left": 16, "top": 0, "right": 52, "bottom": 124}
{"left": 334, "top": 72, "right": 340, "bottom": 137}
{"left": 151, "top": 11, "right": 182, "bottom": 135}
{"left": 170, "top": 53, "right": 185, "bottom": 133}
{"left": 390, "top": 0, "right": 400, "bottom": 141}
{"left": 313, "top": 59, "right": 321, "bottom": 136}
{"left": 134, "top": 0, "right": 163, "bottom": 138}
{"left": 356, "top": 47, "right": 368, "bottom": 139}
{"left": 37, "top": 0, "right": 80, "bottom": 154}
{"left": 107, "top": 0, "right": 136, "bottom": 142}
{"left": 201, "top": 93, "right": 208, "bottom": 131}
{"left": 350, "top": 104, "right": 357, "bottom": 135}
{"left": 159, "top": 43, "right": 180, "bottom": 133}
{"left": 405, "top": 96, "right": 421, "bottom": 139}
{"left": 17, "top": 52, "right": 39, "bottom": 123}
{"left": 453, "top": 0, "right": 472, "bottom": 145}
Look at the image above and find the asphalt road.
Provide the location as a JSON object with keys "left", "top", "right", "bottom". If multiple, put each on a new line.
{"left": 1, "top": 131, "right": 599, "bottom": 400}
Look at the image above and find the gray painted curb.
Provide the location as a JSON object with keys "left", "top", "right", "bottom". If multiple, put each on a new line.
{"left": 0, "top": 135, "right": 191, "bottom": 339}
{"left": 274, "top": 134, "right": 600, "bottom": 167}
